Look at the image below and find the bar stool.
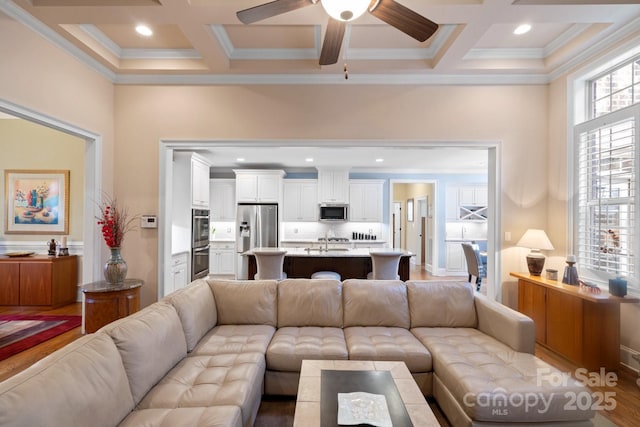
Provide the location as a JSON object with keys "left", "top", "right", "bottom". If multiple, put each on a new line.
{"left": 253, "top": 249, "right": 287, "bottom": 280}
{"left": 367, "top": 251, "right": 402, "bottom": 280}
{"left": 311, "top": 271, "right": 341, "bottom": 280}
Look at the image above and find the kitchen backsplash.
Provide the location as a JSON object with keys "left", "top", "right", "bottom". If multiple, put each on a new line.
{"left": 211, "top": 220, "right": 386, "bottom": 241}
{"left": 281, "top": 222, "right": 385, "bottom": 241}
{"left": 445, "top": 221, "right": 487, "bottom": 241}
{"left": 210, "top": 221, "right": 235, "bottom": 240}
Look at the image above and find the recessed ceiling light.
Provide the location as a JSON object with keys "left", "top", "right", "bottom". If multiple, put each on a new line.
{"left": 375, "top": 158, "right": 384, "bottom": 163}
{"left": 513, "top": 24, "right": 531, "bottom": 35}
{"left": 305, "top": 158, "right": 314, "bottom": 162}
{"left": 236, "top": 157, "right": 245, "bottom": 162}
{"left": 135, "top": 25, "right": 153, "bottom": 36}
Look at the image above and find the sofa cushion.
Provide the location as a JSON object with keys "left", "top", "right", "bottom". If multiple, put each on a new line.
{"left": 0, "top": 333, "right": 134, "bottom": 427}
{"left": 412, "top": 327, "right": 594, "bottom": 423}
{"left": 344, "top": 326, "right": 432, "bottom": 373}
{"left": 165, "top": 279, "right": 217, "bottom": 352}
{"left": 406, "top": 281, "right": 477, "bottom": 328}
{"left": 137, "top": 352, "right": 265, "bottom": 427}
{"left": 342, "top": 279, "right": 409, "bottom": 328}
{"left": 277, "top": 279, "right": 343, "bottom": 327}
{"left": 266, "top": 327, "right": 348, "bottom": 372}
{"left": 103, "top": 302, "right": 187, "bottom": 404}
{"left": 190, "top": 324, "right": 276, "bottom": 357}
{"left": 209, "top": 279, "right": 278, "bottom": 326}
{"left": 119, "top": 406, "right": 242, "bottom": 427}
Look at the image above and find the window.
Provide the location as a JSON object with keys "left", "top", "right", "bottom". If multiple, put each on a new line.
{"left": 575, "top": 110, "right": 637, "bottom": 284}
{"left": 591, "top": 56, "right": 640, "bottom": 118}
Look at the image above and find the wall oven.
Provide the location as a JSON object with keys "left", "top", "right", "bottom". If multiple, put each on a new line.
{"left": 191, "top": 246, "right": 210, "bottom": 280}
{"left": 192, "top": 209, "right": 210, "bottom": 248}
{"left": 191, "top": 209, "right": 210, "bottom": 280}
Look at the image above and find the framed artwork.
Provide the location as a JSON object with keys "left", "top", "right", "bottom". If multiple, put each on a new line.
{"left": 407, "top": 198, "right": 414, "bottom": 222}
{"left": 5, "top": 170, "right": 70, "bottom": 234}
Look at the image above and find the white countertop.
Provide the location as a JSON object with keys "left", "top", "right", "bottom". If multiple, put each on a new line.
{"left": 281, "top": 239, "right": 387, "bottom": 244}
{"left": 244, "top": 247, "right": 413, "bottom": 257}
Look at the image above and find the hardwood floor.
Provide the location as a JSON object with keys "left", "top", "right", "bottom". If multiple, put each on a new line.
{"left": 2, "top": 284, "right": 639, "bottom": 426}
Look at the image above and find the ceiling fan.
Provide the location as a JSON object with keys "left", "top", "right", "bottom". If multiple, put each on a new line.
{"left": 237, "top": 0, "right": 439, "bottom": 66}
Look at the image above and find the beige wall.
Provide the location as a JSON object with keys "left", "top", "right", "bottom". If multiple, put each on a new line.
{"left": 0, "top": 15, "right": 115, "bottom": 190}
{"left": 114, "top": 84, "right": 548, "bottom": 305}
{"left": 2, "top": 15, "right": 547, "bottom": 307}
{"left": 0, "top": 119, "right": 85, "bottom": 243}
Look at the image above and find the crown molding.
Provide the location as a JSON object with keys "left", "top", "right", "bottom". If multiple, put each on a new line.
{"left": 548, "top": 15, "right": 640, "bottom": 81}
{"left": 114, "top": 72, "right": 550, "bottom": 85}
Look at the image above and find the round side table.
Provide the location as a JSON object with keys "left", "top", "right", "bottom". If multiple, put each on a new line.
{"left": 81, "top": 279, "right": 143, "bottom": 334}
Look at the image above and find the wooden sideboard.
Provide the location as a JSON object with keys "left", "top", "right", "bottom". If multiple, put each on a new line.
{"left": 510, "top": 272, "right": 638, "bottom": 372}
{"left": 0, "top": 255, "right": 78, "bottom": 308}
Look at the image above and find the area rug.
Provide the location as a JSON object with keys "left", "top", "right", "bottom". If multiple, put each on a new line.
{"left": 0, "top": 314, "right": 81, "bottom": 361}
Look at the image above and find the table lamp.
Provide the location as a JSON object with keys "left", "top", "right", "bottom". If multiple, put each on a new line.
{"left": 516, "top": 229, "right": 554, "bottom": 276}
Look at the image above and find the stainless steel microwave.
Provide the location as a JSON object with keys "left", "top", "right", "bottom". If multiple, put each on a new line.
{"left": 319, "top": 204, "right": 348, "bottom": 221}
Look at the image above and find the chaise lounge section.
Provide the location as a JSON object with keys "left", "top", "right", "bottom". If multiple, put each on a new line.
{"left": 0, "top": 278, "right": 595, "bottom": 427}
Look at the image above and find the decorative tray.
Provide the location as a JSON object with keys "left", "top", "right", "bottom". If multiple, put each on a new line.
{"left": 4, "top": 251, "right": 35, "bottom": 257}
{"left": 337, "top": 392, "right": 392, "bottom": 427}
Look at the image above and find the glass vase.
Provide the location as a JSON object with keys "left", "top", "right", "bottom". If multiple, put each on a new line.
{"left": 104, "top": 247, "right": 128, "bottom": 285}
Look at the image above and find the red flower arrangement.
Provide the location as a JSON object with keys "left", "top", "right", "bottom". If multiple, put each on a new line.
{"left": 96, "top": 195, "right": 137, "bottom": 248}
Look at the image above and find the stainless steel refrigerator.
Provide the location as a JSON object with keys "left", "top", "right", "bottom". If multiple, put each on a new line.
{"left": 236, "top": 203, "right": 278, "bottom": 279}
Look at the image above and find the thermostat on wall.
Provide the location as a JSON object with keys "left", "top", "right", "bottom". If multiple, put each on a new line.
{"left": 140, "top": 215, "right": 158, "bottom": 229}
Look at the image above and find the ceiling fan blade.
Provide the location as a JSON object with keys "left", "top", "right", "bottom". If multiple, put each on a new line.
{"left": 319, "top": 18, "right": 346, "bottom": 66}
{"left": 369, "top": 0, "right": 438, "bottom": 42}
{"left": 237, "top": 0, "right": 316, "bottom": 24}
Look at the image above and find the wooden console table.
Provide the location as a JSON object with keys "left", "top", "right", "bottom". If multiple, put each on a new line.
{"left": 81, "top": 279, "right": 143, "bottom": 333}
{"left": 0, "top": 254, "right": 78, "bottom": 308}
{"left": 510, "top": 272, "right": 638, "bottom": 372}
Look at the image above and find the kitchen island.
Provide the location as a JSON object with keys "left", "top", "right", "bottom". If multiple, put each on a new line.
{"left": 244, "top": 247, "right": 414, "bottom": 281}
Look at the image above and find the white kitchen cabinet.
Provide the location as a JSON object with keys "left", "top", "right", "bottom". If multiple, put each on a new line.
{"left": 169, "top": 252, "right": 189, "bottom": 295}
{"left": 459, "top": 185, "right": 488, "bottom": 206}
{"left": 191, "top": 156, "right": 211, "bottom": 209}
{"left": 210, "top": 179, "right": 236, "bottom": 221}
{"left": 234, "top": 170, "right": 284, "bottom": 203}
{"left": 445, "top": 242, "right": 466, "bottom": 272}
{"left": 447, "top": 184, "right": 488, "bottom": 221}
{"left": 174, "top": 152, "right": 211, "bottom": 210}
{"left": 283, "top": 180, "right": 318, "bottom": 221}
{"left": 317, "top": 168, "right": 349, "bottom": 203}
{"left": 209, "top": 242, "right": 235, "bottom": 276}
{"left": 349, "top": 180, "right": 384, "bottom": 222}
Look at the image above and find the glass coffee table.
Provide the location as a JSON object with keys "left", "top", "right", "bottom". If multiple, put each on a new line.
{"left": 294, "top": 360, "right": 440, "bottom": 427}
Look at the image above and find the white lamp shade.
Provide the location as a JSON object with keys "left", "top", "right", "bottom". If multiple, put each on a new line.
{"left": 321, "top": 0, "right": 370, "bottom": 21}
{"left": 516, "top": 229, "right": 554, "bottom": 251}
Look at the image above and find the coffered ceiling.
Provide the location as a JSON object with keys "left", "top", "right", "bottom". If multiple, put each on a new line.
{"left": 2, "top": 0, "right": 640, "bottom": 84}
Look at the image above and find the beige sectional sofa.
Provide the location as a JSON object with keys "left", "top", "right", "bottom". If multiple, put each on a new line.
{"left": 0, "top": 278, "right": 595, "bottom": 427}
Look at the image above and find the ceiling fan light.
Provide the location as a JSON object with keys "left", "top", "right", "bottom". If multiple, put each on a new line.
{"left": 322, "top": 0, "right": 370, "bottom": 22}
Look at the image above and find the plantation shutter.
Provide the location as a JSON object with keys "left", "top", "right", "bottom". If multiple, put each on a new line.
{"left": 576, "top": 112, "right": 637, "bottom": 281}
